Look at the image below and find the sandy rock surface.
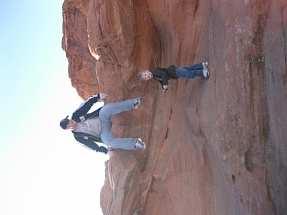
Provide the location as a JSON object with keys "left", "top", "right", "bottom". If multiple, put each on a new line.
{"left": 62, "top": 0, "right": 287, "bottom": 214}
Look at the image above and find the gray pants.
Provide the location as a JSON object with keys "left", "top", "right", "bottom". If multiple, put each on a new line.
{"left": 99, "top": 99, "right": 137, "bottom": 150}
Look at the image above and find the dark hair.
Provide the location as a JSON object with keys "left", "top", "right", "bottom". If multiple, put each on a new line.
{"left": 59, "top": 116, "right": 69, "bottom": 129}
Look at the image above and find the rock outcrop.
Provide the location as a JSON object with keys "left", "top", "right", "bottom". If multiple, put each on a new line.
{"left": 62, "top": 0, "right": 287, "bottom": 214}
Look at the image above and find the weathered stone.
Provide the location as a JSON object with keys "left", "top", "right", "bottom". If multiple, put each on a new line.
{"left": 62, "top": 0, "right": 287, "bottom": 214}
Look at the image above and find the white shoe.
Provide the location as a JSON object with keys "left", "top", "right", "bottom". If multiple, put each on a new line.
{"left": 203, "top": 68, "right": 209, "bottom": 78}
{"left": 134, "top": 138, "right": 146, "bottom": 150}
{"left": 133, "top": 97, "right": 141, "bottom": 109}
{"left": 202, "top": 61, "right": 209, "bottom": 69}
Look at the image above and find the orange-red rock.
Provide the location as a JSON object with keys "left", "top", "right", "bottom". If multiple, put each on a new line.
{"left": 62, "top": 0, "right": 287, "bottom": 214}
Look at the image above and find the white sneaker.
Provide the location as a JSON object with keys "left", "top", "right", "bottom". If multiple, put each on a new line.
{"left": 134, "top": 138, "right": 146, "bottom": 150}
{"left": 202, "top": 61, "right": 209, "bottom": 69}
{"left": 203, "top": 68, "right": 209, "bottom": 78}
{"left": 133, "top": 97, "right": 141, "bottom": 109}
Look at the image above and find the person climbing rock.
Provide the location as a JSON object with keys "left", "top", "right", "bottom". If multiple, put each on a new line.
{"left": 59, "top": 93, "right": 146, "bottom": 154}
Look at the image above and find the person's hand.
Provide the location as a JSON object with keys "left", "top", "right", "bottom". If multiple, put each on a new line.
{"left": 98, "top": 146, "right": 108, "bottom": 154}
{"left": 99, "top": 93, "right": 108, "bottom": 102}
{"left": 163, "top": 85, "right": 168, "bottom": 94}
{"left": 108, "top": 148, "right": 115, "bottom": 157}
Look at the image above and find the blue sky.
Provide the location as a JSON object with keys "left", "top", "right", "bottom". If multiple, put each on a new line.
{"left": 0, "top": 1, "right": 107, "bottom": 215}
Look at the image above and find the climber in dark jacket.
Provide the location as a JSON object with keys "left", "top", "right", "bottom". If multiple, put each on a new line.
{"left": 59, "top": 93, "right": 146, "bottom": 154}
{"left": 138, "top": 62, "right": 209, "bottom": 93}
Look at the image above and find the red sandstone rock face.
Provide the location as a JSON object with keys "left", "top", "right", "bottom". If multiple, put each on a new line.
{"left": 62, "top": 0, "right": 287, "bottom": 214}
{"left": 62, "top": 0, "right": 99, "bottom": 99}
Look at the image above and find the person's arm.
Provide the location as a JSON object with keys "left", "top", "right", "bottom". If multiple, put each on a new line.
{"left": 152, "top": 68, "right": 169, "bottom": 89}
{"left": 74, "top": 136, "right": 108, "bottom": 154}
{"left": 72, "top": 93, "right": 108, "bottom": 120}
{"left": 156, "top": 68, "right": 169, "bottom": 86}
{"left": 156, "top": 69, "right": 169, "bottom": 93}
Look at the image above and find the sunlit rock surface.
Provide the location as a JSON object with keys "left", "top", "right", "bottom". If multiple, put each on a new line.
{"left": 62, "top": 0, "right": 287, "bottom": 214}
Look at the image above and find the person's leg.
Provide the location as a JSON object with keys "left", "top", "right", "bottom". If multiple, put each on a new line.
{"left": 100, "top": 126, "right": 137, "bottom": 150}
{"left": 175, "top": 65, "right": 203, "bottom": 79}
{"left": 99, "top": 99, "right": 143, "bottom": 150}
{"left": 99, "top": 99, "right": 135, "bottom": 123}
{"left": 182, "top": 63, "right": 203, "bottom": 71}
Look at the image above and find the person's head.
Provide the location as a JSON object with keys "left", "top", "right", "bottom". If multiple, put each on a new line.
{"left": 138, "top": 70, "right": 153, "bottom": 81}
{"left": 59, "top": 116, "right": 76, "bottom": 130}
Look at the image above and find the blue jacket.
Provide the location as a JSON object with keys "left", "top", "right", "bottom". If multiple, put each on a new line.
{"left": 71, "top": 94, "right": 108, "bottom": 154}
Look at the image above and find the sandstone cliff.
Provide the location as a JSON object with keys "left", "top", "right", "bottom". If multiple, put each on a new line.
{"left": 62, "top": 0, "right": 287, "bottom": 214}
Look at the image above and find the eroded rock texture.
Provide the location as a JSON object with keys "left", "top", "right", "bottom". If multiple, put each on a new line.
{"left": 62, "top": 0, "right": 287, "bottom": 214}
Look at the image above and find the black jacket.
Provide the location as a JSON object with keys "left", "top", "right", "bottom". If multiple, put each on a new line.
{"left": 71, "top": 94, "right": 108, "bottom": 154}
{"left": 151, "top": 65, "right": 178, "bottom": 88}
